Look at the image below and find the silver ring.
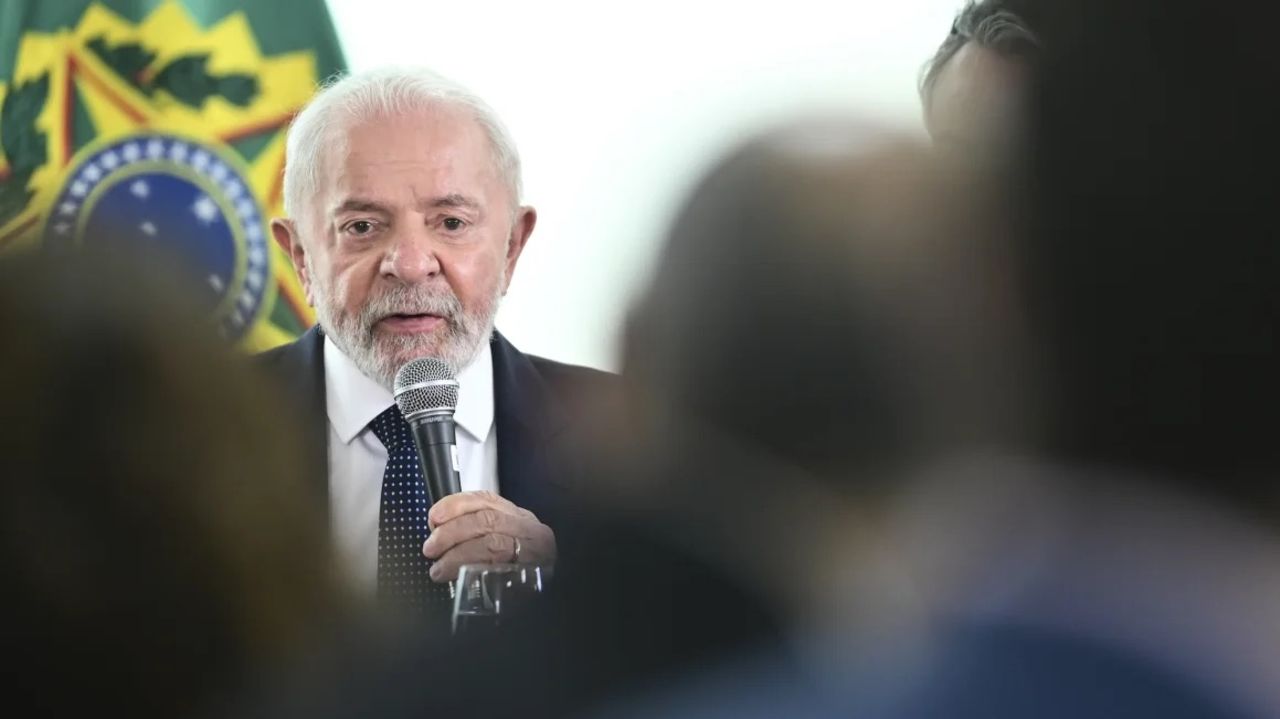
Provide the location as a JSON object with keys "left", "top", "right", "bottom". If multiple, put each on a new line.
{"left": 512, "top": 536, "right": 522, "bottom": 564}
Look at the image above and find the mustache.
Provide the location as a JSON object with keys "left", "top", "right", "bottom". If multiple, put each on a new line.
{"left": 359, "top": 284, "right": 464, "bottom": 328}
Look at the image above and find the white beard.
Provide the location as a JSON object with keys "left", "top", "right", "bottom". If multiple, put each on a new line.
{"left": 308, "top": 260, "right": 505, "bottom": 389}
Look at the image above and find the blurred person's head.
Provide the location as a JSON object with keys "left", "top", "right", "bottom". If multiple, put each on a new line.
{"left": 0, "top": 252, "right": 341, "bottom": 716}
{"left": 590, "top": 123, "right": 1031, "bottom": 615}
{"left": 1017, "top": 0, "right": 1280, "bottom": 507}
{"left": 621, "top": 124, "right": 1027, "bottom": 490}
{"left": 921, "top": 0, "right": 1043, "bottom": 153}
{"left": 272, "top": 67, "right": 537, "bottom": 385}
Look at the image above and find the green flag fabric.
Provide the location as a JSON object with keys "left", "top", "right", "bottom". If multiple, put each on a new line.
{"left": 0, "top": 0, "right": 345, "bottom": 348}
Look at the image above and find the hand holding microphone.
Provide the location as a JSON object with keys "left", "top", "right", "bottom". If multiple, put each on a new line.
{"left": 394, "top": 358, "right": 557, "bottom": 583}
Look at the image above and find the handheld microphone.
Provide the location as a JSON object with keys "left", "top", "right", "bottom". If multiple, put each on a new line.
{"left": 393, "top": 357, "right": 462, "bottom": 505}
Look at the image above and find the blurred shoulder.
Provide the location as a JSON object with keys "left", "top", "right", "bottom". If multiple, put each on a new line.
{"left": 254, "top": 326, "right": 324, "bottom": 373}
{"left": 527, "top": 355, "right": 621, "bottom": 427}
{"left": 529, "top": 354, "right": 617, "bottom": 391}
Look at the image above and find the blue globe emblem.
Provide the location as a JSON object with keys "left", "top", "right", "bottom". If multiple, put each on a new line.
{"left": 44, "top": 133, "right": 271, "bottom": 340}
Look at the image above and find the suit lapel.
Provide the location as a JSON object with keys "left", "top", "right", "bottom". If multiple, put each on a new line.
{"left": 271, "top": 326, "right": 330, "bottom": 511}
{"left": 490, "top": 332, "right": 571, "bottom": 522}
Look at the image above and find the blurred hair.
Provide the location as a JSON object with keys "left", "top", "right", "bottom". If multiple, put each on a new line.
{"left": 282, "top": 66, "right": 523, "bottom": 222}
{"left": 1018, "top": 0, "right": 1280, "bottom": 501}
{"left": 920, "top": 0, "right": 1044, "bottom": 110}
{"left": 622, "top": 121, "right": 1028, "bottom": 490}
{"left": 0, "top": 250, "right": 339, "bottom": 716}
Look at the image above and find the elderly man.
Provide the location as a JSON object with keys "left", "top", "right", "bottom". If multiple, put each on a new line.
{"left": 260, "top": 67, "right": 607, "bottom": 611}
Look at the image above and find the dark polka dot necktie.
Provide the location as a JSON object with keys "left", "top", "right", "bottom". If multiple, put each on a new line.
{"left": 368, "top": 406, "right": 454, "bottom": 613}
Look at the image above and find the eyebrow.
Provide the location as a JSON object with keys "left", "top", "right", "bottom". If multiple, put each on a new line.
{"left": 331, "top": 198, "right": 389, "bottom": 215}
{"left": 329, "top": 194, "right": 482, "bottom": 215}
{"left": 424, "top": 193, "right": 481, "bottom": 211}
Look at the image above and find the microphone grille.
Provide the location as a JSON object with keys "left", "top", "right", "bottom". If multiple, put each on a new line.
{"left": 393, "top": 357, "right": 459, "bottom": 419}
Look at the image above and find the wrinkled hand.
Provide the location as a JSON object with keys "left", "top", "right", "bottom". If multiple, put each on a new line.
{"left": 422, "top": 490, "right": 556, "bottom": 582}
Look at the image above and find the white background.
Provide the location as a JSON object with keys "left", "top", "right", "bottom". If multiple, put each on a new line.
{"left": 326, "top": 0, "right": 962, "bottom": 370}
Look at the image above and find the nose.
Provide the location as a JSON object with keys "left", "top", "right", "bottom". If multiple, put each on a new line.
{"left": 380, "top": 225, "right": 440, "bottom": 284}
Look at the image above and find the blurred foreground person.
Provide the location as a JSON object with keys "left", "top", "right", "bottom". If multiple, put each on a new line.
{"left": 0, "top": 252, "right": 346, "bottom": 717}
{"left": 605, "top": 119, "right": 1025, "bottom": 636}
{"left": 578, "top": 124, "right": 1030, "bottom": 719}
{"left": 883, "top": 0, "right": 1280, "bottom": 714}
{"left": 607, "top": 0, "right": 1280, "bottom": 717}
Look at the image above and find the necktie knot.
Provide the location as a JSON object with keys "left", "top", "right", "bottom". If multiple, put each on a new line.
{"left": 368, "top": 405, "right": 410, "bottom": 451}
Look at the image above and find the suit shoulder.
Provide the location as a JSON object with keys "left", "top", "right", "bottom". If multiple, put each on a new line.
{"left": 528, "top": 355, "right": 617, "bottom": 391}
{"left": 527, "top": 356, "right": 620, "bottom": 419}
{"left": 253, "top": 327, "right": 322, "bottom": 374}
{"left": 253, "top": 341, "right": 304, "bottom": 382}
{"left": 255, "top": 340, "right": 295, "bottom": 367}
{"left": 525, "top": 356, "right": 620, "bottom": 443}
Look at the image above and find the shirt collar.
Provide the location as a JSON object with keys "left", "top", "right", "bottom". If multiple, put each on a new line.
{"left": 324, "top": 337, "right": 494, "bottom": 444}
{"left": 324, "top": 337, "right": 394, "bottom": 444}
{"left": 453, "top": 340, "right": 495, "bottom": 443}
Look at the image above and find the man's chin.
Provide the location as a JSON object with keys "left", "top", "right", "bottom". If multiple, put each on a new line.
{"left": 381, "top": 332, "right": 477, "bottom": 373}
{"left": 367, "top": 314, "right": 490, "bottom": 373}
{"left": 375, "top": 314, "right": 448, "bottom": 335}
{"left": 374, "top": 338, "right": 446, "bottom": 366}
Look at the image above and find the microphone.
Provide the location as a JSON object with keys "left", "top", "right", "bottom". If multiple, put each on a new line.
{"left": 393, "top": 357, "right": 462, "bottom": 505}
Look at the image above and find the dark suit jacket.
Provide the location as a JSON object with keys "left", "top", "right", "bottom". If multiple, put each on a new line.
{"left": 254, "top": 325, "right": 613, "bottom": 529}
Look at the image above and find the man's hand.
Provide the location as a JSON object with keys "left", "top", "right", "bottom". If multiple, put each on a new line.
{"left": 422, "top": 491, "right": 556, "bottom": 582}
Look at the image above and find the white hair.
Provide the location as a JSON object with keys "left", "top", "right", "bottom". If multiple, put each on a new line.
{"left": 282, "top": 66, "right": 523, "bottom": 221}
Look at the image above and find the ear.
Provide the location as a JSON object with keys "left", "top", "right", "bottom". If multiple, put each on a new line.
{"left": 501, "top": 205, "right": 537, "bottom": 294}
{"left": 271, "top": 218, "right": 315, "bottom": 306}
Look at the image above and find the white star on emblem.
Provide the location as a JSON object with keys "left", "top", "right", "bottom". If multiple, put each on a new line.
{"left": 69, "top": 180, "right": 89, "bottom": 198}
{"left": 246, "top": 268, "right": 264, "bottom": 289}
{"left": 100, "top": 150, "right": 120, "bottom": 170}
{"left": 139, "top": 221, "right": 157, "bottom": 236}
{"left": 82, "top": 164, "right": 102, "bottom": 182}
{"left": 191, "top": 194, "right": 219, "bottom": 225}
{"left": 191, "top": 150, "right": 211, "bottom": 171}
{"left": 208, "top": 275, "right": 225, "bottom": 293}
{"left": 58, "top": 201, "right": 78, "bottom": 216}
{"left": 130, "top": 180, "right": 150, "bottom": 199}
{"left": 146, "top": 139, "right": 165, "bottom": 159}
{"left": 209, "top": 163, "right": 229, "bottom": 182}
{"left": 223, "top": 180, "right": 244, "bottom": 200}
{"left": 169, "top": 142, "right": 189, "bottom": 163}
{"left": 122, "top": 143, "right": 141, "bottom": 163}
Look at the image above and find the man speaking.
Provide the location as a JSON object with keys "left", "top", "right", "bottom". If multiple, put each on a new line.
{"left": 259, "top": 67, "right": 607, "bottom": 613}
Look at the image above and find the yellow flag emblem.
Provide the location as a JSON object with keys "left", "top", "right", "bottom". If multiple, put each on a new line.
{"left": 0, "top": 1, "right": 340, "bottom": 348}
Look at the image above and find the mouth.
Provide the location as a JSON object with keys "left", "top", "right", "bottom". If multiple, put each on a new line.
{"left": 376, "top": 312, "right": 446, "bottom": 333}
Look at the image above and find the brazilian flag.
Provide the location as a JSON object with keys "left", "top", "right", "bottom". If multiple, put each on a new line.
{"left": 0, "top": 0, "right": 345, "bottom": 349}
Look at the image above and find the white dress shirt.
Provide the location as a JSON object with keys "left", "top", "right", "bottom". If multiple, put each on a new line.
{"left": 324, "top": 337, "right": 499, "bottom": 597}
